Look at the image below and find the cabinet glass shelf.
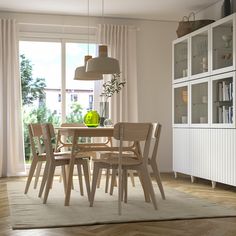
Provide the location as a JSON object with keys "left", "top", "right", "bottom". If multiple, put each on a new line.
{"left": 191, "top": 81, "right": 208, "bottom": 124}
{"left": 174, "top": 40, "right": 188, "bottom": 80}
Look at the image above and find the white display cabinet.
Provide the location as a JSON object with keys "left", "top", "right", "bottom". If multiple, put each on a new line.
{"left": 172, "top": 13, "right": 236, "bottom": 188}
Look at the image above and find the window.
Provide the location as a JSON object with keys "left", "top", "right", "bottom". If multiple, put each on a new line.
{"left": 19, "top": 40, "right": 98, "bottom": 161}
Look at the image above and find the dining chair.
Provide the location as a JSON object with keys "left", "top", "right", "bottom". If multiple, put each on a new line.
{"left": 90, "top": 122, "right": 158, "bottom": 213}
{"left": 24, "top": 124, "right": 46, "bottom": 194}
{"left": 56, "top": 123, "right": 95, "bottom": 195}
{"left": 108, "top": 123, "right": 165, "bottom": 200}
{"left": 41, "top": 123, "right": 90, "bottom": 204}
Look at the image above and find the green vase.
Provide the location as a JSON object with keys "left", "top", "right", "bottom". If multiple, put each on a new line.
{"left": 84, "top": 110, "right": 100, "bottom": 127}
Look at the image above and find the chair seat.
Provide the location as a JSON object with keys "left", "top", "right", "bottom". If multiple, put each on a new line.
{"left": 93, "top": 156, "right": 142, "bottom": 166}
{"left": 100, "top": 152, "right": 137, "bottom": 159}
{"left": 39, "top": 151, "right": 71, "bottom": 158}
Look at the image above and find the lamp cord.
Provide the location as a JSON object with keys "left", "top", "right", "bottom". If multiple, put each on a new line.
{"left": 87, "top": 0, "right": 90, "bottom": 55}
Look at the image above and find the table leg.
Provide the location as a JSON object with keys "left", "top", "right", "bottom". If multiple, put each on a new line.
{"left": 64, "top": 132, "right": 76, "bottom": 206}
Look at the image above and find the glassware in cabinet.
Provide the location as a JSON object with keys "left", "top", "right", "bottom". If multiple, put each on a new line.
{"left": 212, "top": 18, "right": 234, "bottom": 72}
{"left": 191, "top": 30, "right": 209, "bottom": 76}
{"left": 173, "top": 39, "right": 188, "bottom": 80}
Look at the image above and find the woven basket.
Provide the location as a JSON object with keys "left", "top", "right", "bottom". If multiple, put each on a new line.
{"left": 176, "top": 12, "right": 214, "bottom": 38}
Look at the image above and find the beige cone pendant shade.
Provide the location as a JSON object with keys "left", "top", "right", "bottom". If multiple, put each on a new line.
{"left": 74, "top": 55, "right": 103, "bottom": 80}
{"left": 86, "top": 45, "right": 120, "bottom": 74}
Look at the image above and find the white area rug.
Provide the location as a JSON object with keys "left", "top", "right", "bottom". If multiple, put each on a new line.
{"left": 7, "top": 180, "right": 236, "bottom": 229}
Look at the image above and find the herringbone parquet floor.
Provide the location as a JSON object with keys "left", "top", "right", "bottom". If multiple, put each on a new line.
{"left": 1, "top": 173, "right": 236, "bottom": 236}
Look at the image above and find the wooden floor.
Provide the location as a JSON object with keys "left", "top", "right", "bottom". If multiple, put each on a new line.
{"left": 1, "top": 173, "right": 236, "bottom": 236}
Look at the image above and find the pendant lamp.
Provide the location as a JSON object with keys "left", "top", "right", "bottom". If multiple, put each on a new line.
{"left": 74, "top": 55, "right": 103, "bottom": 80}
{"left": 74, "top": 0, "right": 103, "bottom": 80}
{"left": 86, "top": 0, "right": 120, "bottom": 74}
{"left": 86, "top": 45, "right": 120, "bottom": 74}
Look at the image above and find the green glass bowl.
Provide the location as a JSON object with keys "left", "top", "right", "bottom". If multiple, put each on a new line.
{"left": 84, "top": 110, "right": 100, "bottom": 127}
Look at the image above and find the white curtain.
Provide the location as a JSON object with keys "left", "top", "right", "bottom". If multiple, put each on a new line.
{"left": 0, "top": 19, "right": 25, "bottom": 177}
{"left": 97, "top": 24, "right": 138, "bottom": 123}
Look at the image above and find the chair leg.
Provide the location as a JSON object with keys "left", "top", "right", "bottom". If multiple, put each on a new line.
{"left": 137, "top": 170, "right": 150, "bottom": 202}
{"left": 61, "top": 166, "right": 67, "bottom": 194}
{"left": 59, "top": 173, "right": 62, "bottom": 183}
{"left": 24, "top": 158, "right": 38, "bottom": 194}
{"left": 87, "top": 157, "right": 91, "bottom": 183}
{"left": 123, "top": 169, "right": 128, "bottom": 203}
{"left": 77, "top": 164, "right": 84, "bottom": 196}
{"left": 110, "top": 169, "right": 117, "bottom": 195}
{"left": 151, "top": 161, "right": 165, "bottom": 200}
{"left": 96, "top": 168, "right": 102, "bottom": 188}
{"left": 140, "top": 165, "right": 158, "bottom": 210}
{"left": 90, "top": 164, "right": 100, "bottom": 207}
{"left": 38, "top": 160, "right": 50, "bottom": 198}
{"left": 34, "top": 161, "right": 43, "bottom": 189}
{"left": 105, "top": 168, "right": 110, "bottom": 193}
{"left": 43, "top": 164, "right": 56, "bottom": 204}
{"left": 82, "top": 160, "right": 91, "bottom": 202}
{"left": 128, "top": 170, "right": 135, "bottom": 187}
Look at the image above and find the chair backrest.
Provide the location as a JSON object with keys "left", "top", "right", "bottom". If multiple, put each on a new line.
{"left": 56, "top": 123, "right": 86, "bottom": 151}
{"left": 150, "top": 123, "right": 162, "bottom": 162}
{"left": 28, "top": 123, "right": 44, "bottom": 158}
{"left": 113, "top": 122, "right": 153, "bottom": 162}
{"left": 41, "top": 123, "right": 56, "bottom": 162}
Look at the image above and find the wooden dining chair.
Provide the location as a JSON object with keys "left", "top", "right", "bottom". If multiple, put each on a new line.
{"left": 57, "top": 123, "right": 113, "bottom": 194}
{"left": 90, "top": 122, "right": 158, "bottom": 213}
{"left": 40, "top": 123, "right": 90, "bottom": 204}
{"left": 24, "top": 124, "right": 46, "bottom": 194}
{"left": 108, "top": 123, "right": 165, "bottom": 200}
{"left": 56, "top": 123, "right": 95, "bottom": 196}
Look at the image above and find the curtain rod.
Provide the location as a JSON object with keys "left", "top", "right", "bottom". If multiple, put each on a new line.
{"left": 18, "top": 22, "right": 139, "bottom": 31}
{"left": 18, "top": 22, "right": 97, "bottom": 29}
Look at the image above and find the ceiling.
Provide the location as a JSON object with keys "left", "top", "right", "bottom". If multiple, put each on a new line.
{"left": 0, "top": 0, "right": 220, "bottom": 21}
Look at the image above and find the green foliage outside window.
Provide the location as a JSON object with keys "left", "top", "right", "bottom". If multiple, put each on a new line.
{"left": 20, "top": 54, "right": 83, "bottom": 162}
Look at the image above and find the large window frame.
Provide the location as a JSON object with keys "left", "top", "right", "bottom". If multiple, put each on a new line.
{"left": 19, "top": 29, "right": 100, "bottom": 123}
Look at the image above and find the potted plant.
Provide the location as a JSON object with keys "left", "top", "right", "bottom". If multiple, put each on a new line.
{"left": 100, "top": 73, "right": 126, "bottom": 126}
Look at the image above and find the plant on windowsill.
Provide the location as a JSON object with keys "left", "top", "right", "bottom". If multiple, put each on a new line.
{"left": 100, "top": 73, "right": 126, "bottom": 126}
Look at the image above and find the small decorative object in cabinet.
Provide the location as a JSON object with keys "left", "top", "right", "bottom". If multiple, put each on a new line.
{"left": 173, "top": 85, "right": 188, "bottom": 125}
{"left": 191, "top": 30, "right": 209, "bottom": 76}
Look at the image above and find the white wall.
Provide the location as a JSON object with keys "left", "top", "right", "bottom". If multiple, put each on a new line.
{"left": 0, "top": 11, "right": 177, "bottom": 172}
{"left": 196, "top": 0, "right": 223, "bottom": 20}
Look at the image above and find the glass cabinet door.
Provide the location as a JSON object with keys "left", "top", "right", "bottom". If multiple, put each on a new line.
{"left": 212, "top": 72, "right": 234, "bottom": 125}
{"left": 191, "top": 81, "right": 208, "bottom": 124}
{"left": 212, "top": 18, "right": 233, "bottom": 72}
{"left": 191, "top": 30, "right": 208, "bottom": 76}
{"left": 174, "top": 85, "right": 188, "bottom": 124}
{"left": 174, "top": 40, "right": 188, "bottom": 80}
